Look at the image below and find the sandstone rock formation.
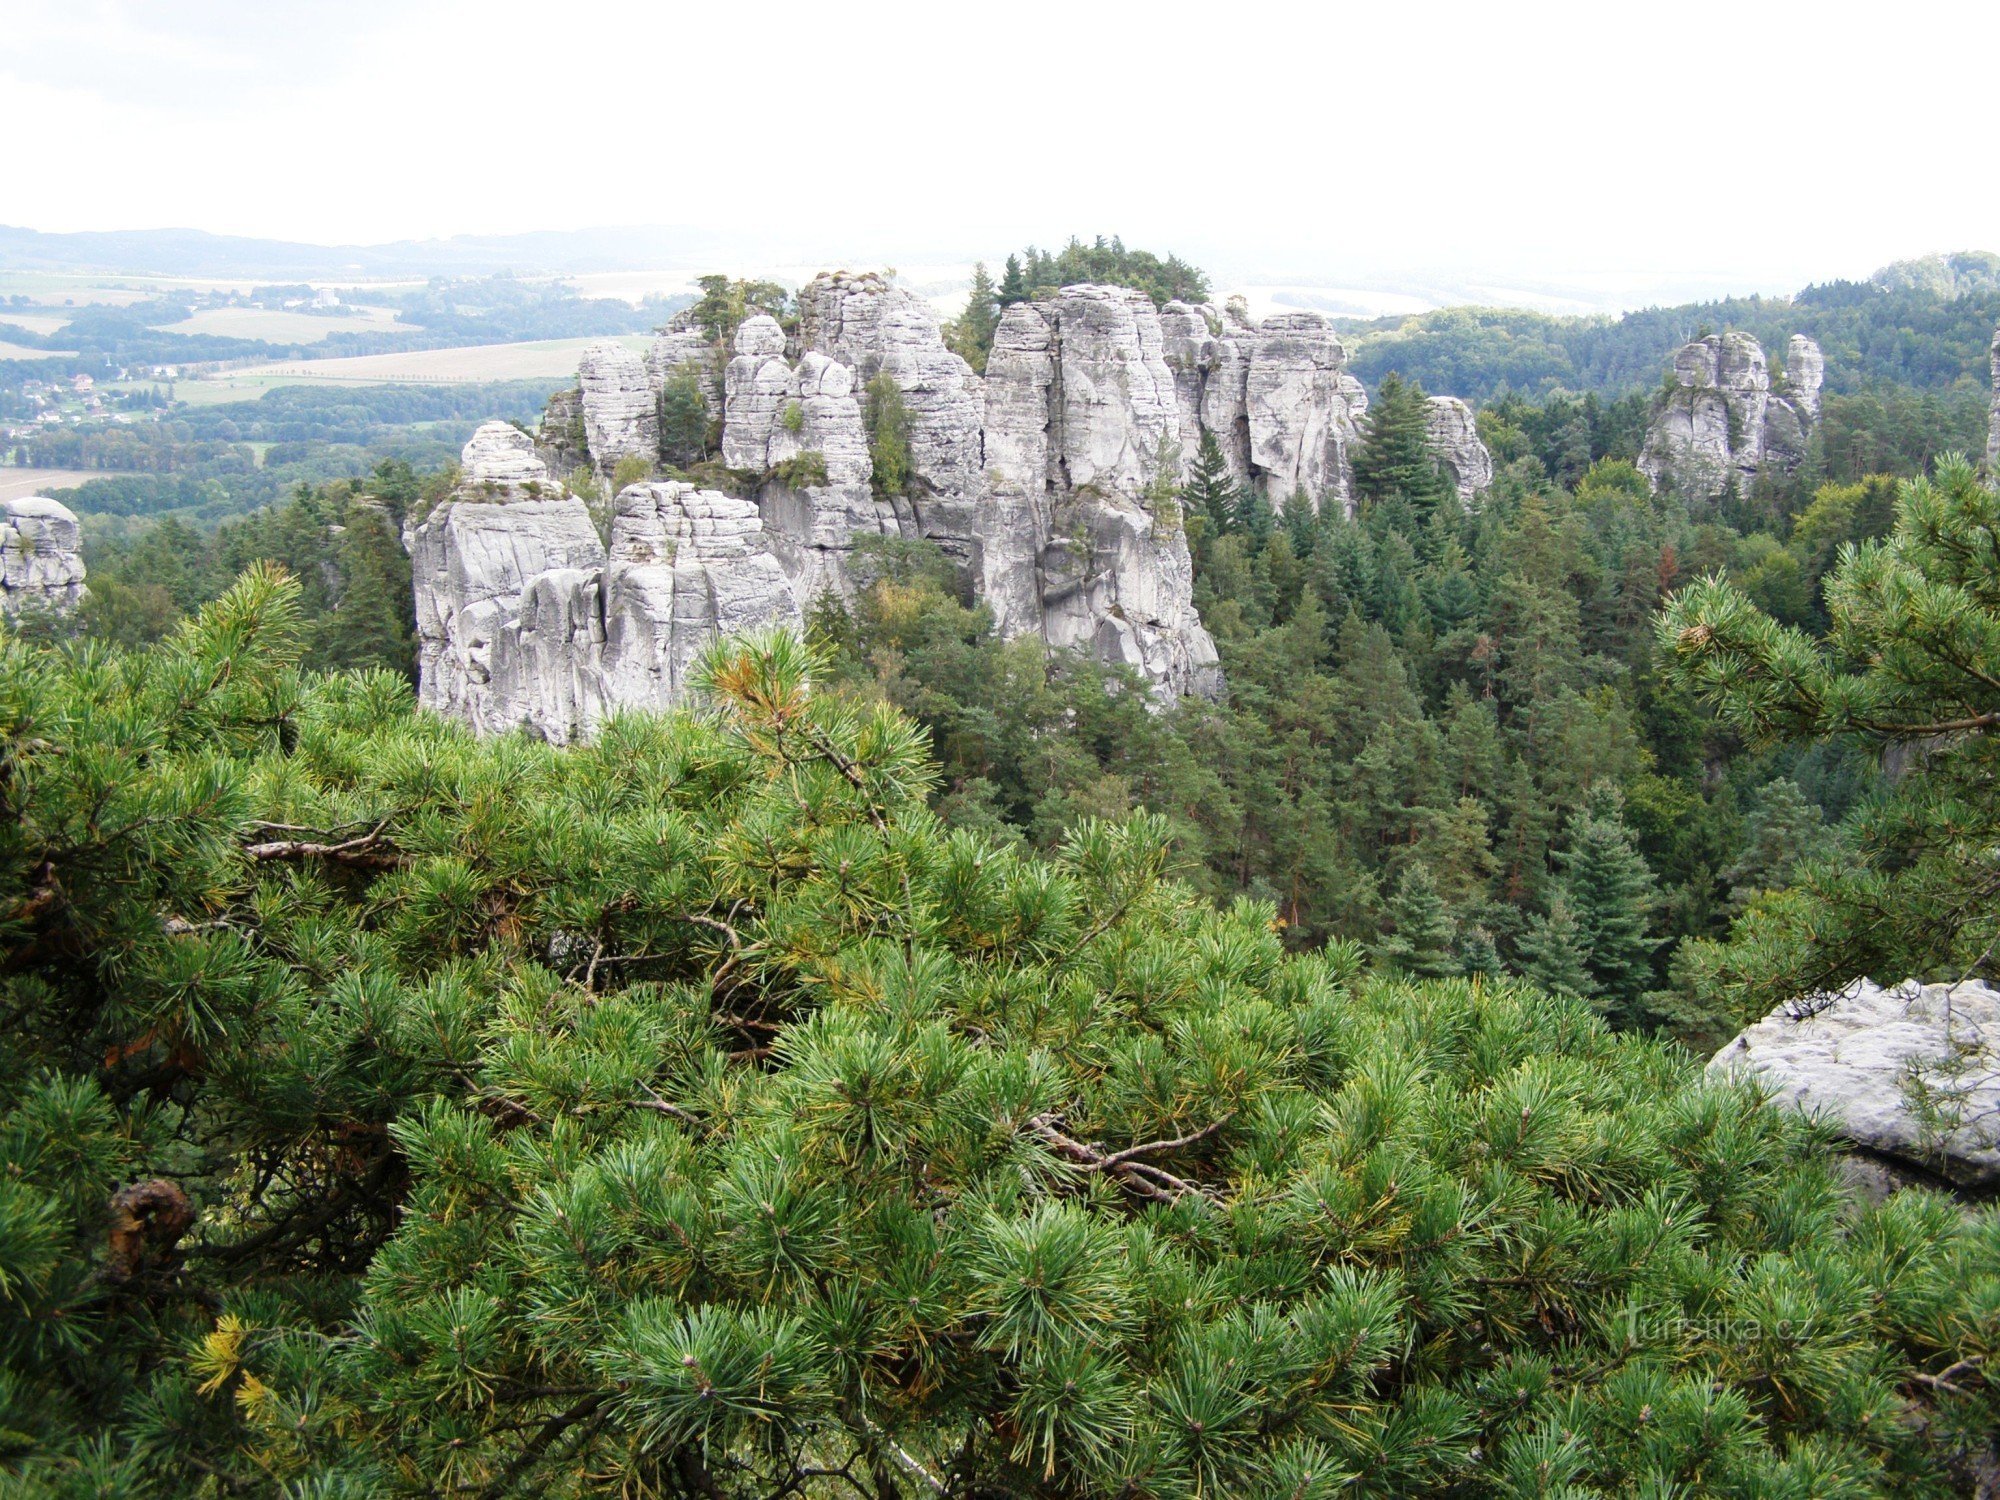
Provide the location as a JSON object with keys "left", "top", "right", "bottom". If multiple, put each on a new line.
{"left": 457, "top": 270, "right": 1243, "bottom": 731}
{"left": 599, "top": 483, "right": 802, "bottom": 712}
{"left": 979, "top": 286, "right": 1221, "bottom": 699}
{"left": 1710, "top": 977, "right": 2000, "bottom": 1192}
{"left": 460, "top": 421, "right": 557, "bottom": 493}
{"left": 0, "top": 496, "right": 86, "bottom": 616}
{"left": 1162, "top": 302, "right": 1369, "bottom": 515}
{"left": 1639, "top": 332, "right": 1823, "bottom": 500}
{"left": 576, "top": 341, "right": 658, "bottom": 478}
{"left": 407, "top": 429, "right": 800, "bottom": 741}
{"left": 1987, "top": 324, "right": 1999, "bottom": 472}
{"left": 406, "top": 488, "right": 608, "bottom": 740}
{"left": 1425, "top": 397, "right": 1494, "bottom": 505}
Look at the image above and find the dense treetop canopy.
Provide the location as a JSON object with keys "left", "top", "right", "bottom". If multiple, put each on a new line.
{"left": 1, "top": 575, "right": 1996, "bottom": 1496}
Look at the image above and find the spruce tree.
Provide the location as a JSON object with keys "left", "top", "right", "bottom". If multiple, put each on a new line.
{"left": 997, "top": 253, "right": 1029, "bottom": 306}
{"left": 946, "top": 262, "right": 1001, "bottom": 372}
{"left": 1518, "top": 894, "right": 1594, "bottom": 999}
{"left": 1352, "top": 371, "right": 1449, "bottom": 518}
{"left": 1552, "top": 788, "right": 1662, "bottom": 1024}
{"left": 1375, "top": 863, "right": 1460, "bottom": 977}
{"left": 1186, "top": 428, "right": 1236, "bottom": 534}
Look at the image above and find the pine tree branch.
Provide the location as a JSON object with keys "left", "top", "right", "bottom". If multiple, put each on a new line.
{"left": 478, "top": 1389, "right": 610, "bottom": 1499}
{"left": 1024, "top": 1113, "right": 1229, "bottom": 1205}
{"left": 242, "top": 819, "right": 405, "bottom": 869}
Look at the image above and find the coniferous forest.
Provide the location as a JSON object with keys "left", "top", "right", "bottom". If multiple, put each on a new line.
{"left": 6, "top": 236, "right": 2000, "bottom": 1495}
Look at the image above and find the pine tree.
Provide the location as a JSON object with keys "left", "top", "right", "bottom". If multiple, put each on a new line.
{"left": 1663, "top": 457, "right": 2000, "bottom": 1021}
{"left": 1352, "top": 372, "right": 1449, "bottom": 518}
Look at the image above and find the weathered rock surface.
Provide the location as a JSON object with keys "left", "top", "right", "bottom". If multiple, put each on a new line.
{"left": 1711, "top": 977, "right": 2000, "bottom": 1192}
{"left": 408, "top": 430, "right": 800, "bottom": 741}
{"left": 1987, "top": 324, "right": 1999, "bottom": 472}
{"left": 1640, "top": 332, "right": 1823, "bottom": 500}
{"left": 1425, "top": 397, "right": 1494, "bottom": 505}
{"left": 577, "top": 340, "right": 658, "bottom": 478}
{"left": 1162, "top": 301, "right": 1368, "bottom": 516}
{"left": 0, "top": 496, "right": 86, "bottom": 616}
{"left": 406, "top": 490, "right": 608, "bottom": 740}
{"left": 795, "top": 270, "right": 987, "bottom": 556}
{"left": 431, "top": 272, "right": 1239, "bottom": 727}
{"left": 461, "top": 421, "right": 555, "bottom": 493}
{"left": 534, "top": 388, "right": 588, "bottom": 482}
{"left": 979, "top": 287, "right": 1221, "bottom": 699}
{"left": 599, "top": 483, "right": 802, "bottom": 710}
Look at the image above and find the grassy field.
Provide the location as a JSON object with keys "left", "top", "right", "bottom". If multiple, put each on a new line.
{"left": 0, "top": 341, "right": 72, "bottom": 360}
{"left": 151, "top": 305, "right": 407, "bottom": 343}
{"left": 180, "top": 335, "right": 648, "bottom": 403}
{"left": 0, "top": 469, "right": 137, "bottom": 503}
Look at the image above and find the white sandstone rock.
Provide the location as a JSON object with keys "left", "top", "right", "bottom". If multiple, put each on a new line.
{"left": 796, "top": 271, "right": 986, "bottom": 520}
{"left": 977, "top": 287, "right": 1221, "bottom": 700}
{"left": 1987, "top": 325, "right": 1999, "bottom": 472}
{"left": 1246, "top": 312, "right": 1363, "bottom": 513}
{"left": 1640, "top": 332, "right": 1822, "bottom": 500}
{"left": 460, "top": 421, "right": 553, "bottom": 493}
{"left": 0, "top": 496, "right": 85, "bottom": 616}
{"left": 577, "top": 340, "right": 658, "bottom": 476}
{"left": 600, "top": 483, "right": 803, "bottom": 709}
{"left": 1710, "top": 977, "right": 2000, "bottom": 1191}
{"left": 1425, "top": 397, "right": 1494, "bottom": 506}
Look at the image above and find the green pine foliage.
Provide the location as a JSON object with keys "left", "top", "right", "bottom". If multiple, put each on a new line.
{"left": 1001, "top": 237, "right": 1209, "bottom": 308}
{"left": 2, "top": 590, "right": 1996, "bottom": 1495}
{"left": 1662, "top": 453, "right": 2000, "bottom": 1031}
{"left": 944, "top": 262, "right": 1001, "bottom": 373}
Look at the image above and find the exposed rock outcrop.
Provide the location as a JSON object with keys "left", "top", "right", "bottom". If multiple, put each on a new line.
{"left": 1425, "top": 397, "right": 1493, "bottom": 505}
{"left": 979, "top": 286, "right": 1221, "bottom": 699}
{"left": 441, "top": 270, "right": 1235, "bottom": 732}
{"left": 796, "top": 270, "right": 987, "bottom": 552}
{"left": 1987, "top": 324, "right": 1999, "bottom": 472}
{"left": 599, "top": 483, "right": 802, "bottom": 711}
{"left": 0, "top": 496, "right": 86, "bottom": 616}
{"left": 1711, "top": 977, "right": 2000, "bottom": 1193}
{"left": 576, "top": 340, "right": 658, "bottom": 478}
{"left": 1639, "top": 332, "right": 1823, "bottom": 500}
{"left": 407, "top": 430, "right": 800, "bottom": 741}
{"left": 1164, "top": 302, "right": 1368, "bottom": 516}
{"left": 461, "top": 421, "right": 556, "bottom": 493}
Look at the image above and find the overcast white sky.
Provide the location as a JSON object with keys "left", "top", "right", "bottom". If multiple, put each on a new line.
{"left": 6, "top": 0, "right": 1997, "bottom": 302}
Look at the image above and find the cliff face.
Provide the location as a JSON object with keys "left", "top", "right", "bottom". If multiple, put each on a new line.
{"left": 979, "top": 287, "right": 1221, "bottom": 699}
{"left": 1639, "top": 332, "right": 1824, "bottom": 500}
{"left": 406, "top": 422, "right": 801, "bottom": 742}
{"left": 422, "top": 272, "right": 1507, "bottom": 735}
{"left": 1987, "top": 324, "right": 1999, "bottom": 473}
{"left": 0, "top": 496, "right": 86, "bottom": 617}
{"left": 1425, "top": 397, "right": 1494, "bottom": 505}
{"left": 1161, "top": 303, "right": 1370, "bottom": 515}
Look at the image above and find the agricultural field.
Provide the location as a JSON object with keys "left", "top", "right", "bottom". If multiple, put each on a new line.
{"left": 148, "top": 304, "right": 407, "bottom": 343}
{"left": 184, "top": 334, "right": 648, "bottom": 400}
{"left": 0, "top": 341, "right": 72, "bottom": 360}
{"left": 0, "top": 468, "right": 134, "bottom": 503}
